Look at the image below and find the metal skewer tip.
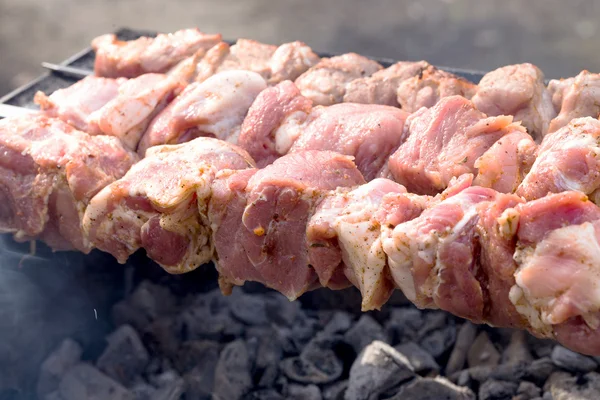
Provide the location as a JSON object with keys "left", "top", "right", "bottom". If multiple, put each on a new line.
{"left": 41, "top": 62, "right": 93, "bottom": 79}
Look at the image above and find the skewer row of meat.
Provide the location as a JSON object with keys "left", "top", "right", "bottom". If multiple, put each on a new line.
{"left": 3, "top": 28, "right": 600, "bottom": 355}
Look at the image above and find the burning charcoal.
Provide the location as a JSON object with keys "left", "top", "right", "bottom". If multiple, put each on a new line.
{"left": 214, "top": 340, "right": 253, "bottom": 400}
{"left": 230, "top": 291, "right": 269, "bottom": 326}
{"left": 323, "top": 311, "right": 353, "bottom": 335}
{"left": 389, "top": 376, "right": 475, "bottom": 400}
{"left": 112, "top": 281, "right": 177, "bottom": 331}
{"left": 243, "top": 389, "right": 285, "bottom": 400}
{"left": 384, "top": 307, "right": 424, "bottom": 344}
{"left": 246, "top": 327, "right": 284, "bottom": 371}
{"left": 550, "top": 345, "right": 599, "bottom": 373}
{"left": 502, "top": 331, "right": 533, "bottom": 365}
{"left": 446, "top": 322, "right": 478, "bottom": 375}
{"left": 523, "top": 357, "right": 556, "bottom": 387}
{"left": 288, "top": 384, "right": 322, "bottom": 400}
{"left": 345, "top": 340, "right": 415, "bottom": 400}
{"left": 419, "top": 324, "right": 456, "bottom": 359}
{"left": 173, "top": 340, "right": 220, "bottom": 375}
{"left": 343, "top": 315, "right": 387, "bottom": 354}
{"left": 143, "top": 317, "right": 183, "bottom": 359}
{"left": 395, "top": 341, "right": 439, "bottom": 375}
{"left": 179, "top": 303, "right": 244, "bottom": 342}
{"left": 478, "top": 379, "right": 518, "bottom": 400}
{"left": 322, "top": 380, "right": 348, "bottom": 400}
{"left": 131, "top": 382, "right": 157, "bottom": 400}
{"left": 467, "top": 332, "right": 501, "bottom": 368}
{"left": 546, "top": 371, "right": 600, "bottom": 400}
{"left": 183, "top": 365, "right": 215, "bottom": 400}
{"left": 37, "top": 338, "right": 83, "bottom": 398}
{"left": 97, "top": 325, "right": 150, "bottom": 386}
{"left": 517, "top": 381, "right": 542, "bottom": 399}
{"left": 59, "top": 363, "right": 134, "bottom": 400}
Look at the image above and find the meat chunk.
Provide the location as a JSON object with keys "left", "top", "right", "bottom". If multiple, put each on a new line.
{"left": 547, "top": 71, "right": 600, "bottom": 133}
{"left": 387, "top": 95, "right": 533, "bottom": 195}
{"left": 472, "top": 63, "right": 556, "bottom": 141}
{"left": 396, "top": 65, "right": 477, "bottom": 112}
{"left": 295, "top": 53, "right": 383, "bottom": 106}
{"left": 288, "top": 103, "right": 409, "bottom": 180}
{"left": 508, "top": 191, "right": 600, "bottom": 354}
{"left": 238, "top": 81, "right": 409, "bottom": 179}
{"left": 209, "top": 151, "right": 366, "bottom": 300}
{"left": 34, "top": 76, "right": 126, "bottom": 132}
{"left": 343, "top": 61, "right": 429, "bottom": 107}
{"left": 85, "top": 74, "right": 184, "bottom": 150}
{"left": 92, "top": 29, "right": 222, "bottom": 78}
{"left": 195, "top": 39, "right": 320, "bottom": 84}
{"left": 0, "top": 115, "right": 137, "bottom": 252}
{"left": 238, "top": 81, "right": 313, "bottom": 167}
{"left": 516, "top": 117, "right": 600, "bottom": 203}
{"left": 83, "top": 137, "right": 254, "bottom": 273}
{"left": 307, "top": 179, "right": 422, "bottom": 310}
{"left": 137, "top": 70, "right": 267, "bottom": 156}
{"left": 382, "top": 183, "right": 497, "bottom": 320}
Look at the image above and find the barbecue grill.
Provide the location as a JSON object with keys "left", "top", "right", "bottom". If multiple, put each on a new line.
{"left": 0, "top": 28, "right": 590, "bottom": 400}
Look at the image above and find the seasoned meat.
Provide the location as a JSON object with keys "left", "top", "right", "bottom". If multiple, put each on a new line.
{"left": 547, "top": 71, "right": 600, "bottom": 133}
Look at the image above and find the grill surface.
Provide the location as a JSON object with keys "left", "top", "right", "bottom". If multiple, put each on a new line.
{"left": 0, "top": 27, "right": 486, "bottom": 110}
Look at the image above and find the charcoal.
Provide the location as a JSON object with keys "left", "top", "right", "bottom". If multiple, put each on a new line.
{"left": 112, "top": 281, "right": 177, "bottom": 331}
{"left": 523, "top": 357, "right": 556, "bottom": 386}
{"left": 456, "top": 370, "right": 471, "bottom": 387}
{"left": 323, "top": 380, "right": 348, "bottom": 400}
{"left": 389, "top": 376, "right": 475, "bottom": 400}
{"left": 148, "top": 370, "right": 181, "bottom": 388}
{"left": 323, "top": 311, "right": 353, "bottom": 335}
{"left": 395, "top": 341, "right": 439, "bottom": 375}
{"left": 258, "top": 364, "right": 280, "bottom": 388}
{"left": 131, "top": 382, "right": 157, "bottom": 400}
{"left": 145, "top": 357, "right": 174, "bottom": 379}
{"left": 96, "top": 325, "right": 150, "bottom": 386}
{"left": 281, "top": 350, "right": 343, "bottom": 385}
{"left": 542, "top": 392, "right": 552, "bottom": 400}
{"left": 527, "top": 336, "right": 555, "bottom": 359}
{"left": 183, "top": 366, "right": 214, "bottom": 400}
{"left": 43, "top": 391, "right": 65, "bottom": 400}
{"left": 263, "top": 292, "right": 302, "bottom": 326}
{"left": 58, "top": 363, "right": 134, "bottom": 400}
{"left": 489, "top": 362, "right": 528, "bottom": 382}
{"left": 502, "top": 331, "right": 533, "bottom": 365}
{"left": 550, "top": 345, "right": 598, "bottom": 373}
{"left": 37, "top": 338, "right": 83, "bottom": 398}
{"left": 545, "top": 371, "right": 600, "bottom": 400}
{"left": 345, "top": 340, "right": 415, "bottom": 400}
{"left": 446, "top": 322, "right": 478, "bottom": 375}
{"left": 143, "top": 317, "right": 182, "bottom": 359}
{"left": 343, "top": 315, "right": 387, "bottom": 354}
{"left": 478, "top": 379, "right": 518, "bottom": 400}
{"left": 150, "top": 377, "right": 184, "bottom": 400}
{"left": 467, "top": 331, "right": 500, "bottom": 368}
{"left": 173, "top": 340, "right": 220, "bottom": 375}
{"left": 517, "top": 381, "right": 542, "bottom": 399}
{"left": 288, "top": 383, "right": 322, "bottom": 400}
{"left": 276, "top": 316, "right": 319, "bottom": 354}
{"left": 246, "top": 327, "right": 284, "bottom": 371}
{"left": 419, "top": 324, "right": 456, "bottom": 359}
{"left": 179, "top": 304, "right": 244, "bottom": 342}
{"left": 213, "top": 340, "right": 253, "bottom": 400}
{"left": 384, "top": 307, "right": 424, "bottom": 344}
{"left": 417, "top": 311, "right": 448, "bottom": 338}
{"left": 243, "top": 389, "right": 284, "bottom": 400}
{"left": 230, "top": 291, "right": 269, "bottom": 326}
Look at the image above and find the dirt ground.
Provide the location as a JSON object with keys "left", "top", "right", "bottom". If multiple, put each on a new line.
{"left": 1, "top": 0, "right": 600, "bottom": 95}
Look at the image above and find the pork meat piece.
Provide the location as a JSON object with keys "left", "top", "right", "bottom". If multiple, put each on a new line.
{"left": 387, "top": 95, "right": 534, "bottom": 195}
{"left": 472, "top": 63, "right": 556, "bottom": 141}
{"left": 86, "top": 73, "right": 185, "bottom": 150}
{"left": 307, "top": 178, "right": 425, "bottom": 311}
{"left": 516, "top": 117, "right": 600, "bottom": 203}
{"left": 83, "top": 137, "right": 254, "bottom": 273}
{"left": 507, "top": 191, "right": 600, "bottom": 354}
{"left": 547, "top": 71, "right": 600, "bottom": 133}
{"left": 137, "top": 70, "right": 267, "bottom": 156}
{"left": 195, "top": 39, "right": 320, "bottom": 84}
{"left": 0, "top": 115, "right": 137, "bottom": 252}
{"left": 343, "top": 61, "right": 429, "bottom": 107}
{"left": 208, "top": 150, "right": 366, "bottom": 300}
{"left": 382, "top": 181, "right": 497, "bottom": 321}
{"left": 295, "top": 53, "right": 383, "bottom": 106}
{"left": 92, "top": 28, "right": 222, "bottom": 78}
{"left": 396, "top": 65, "right": 477, "bottom": 112}
{"left": 238, "top": 80, "right": 313, "bottom": 167}
{"left": 547, "top": 76, "right": 576, "bottom": 112}
{"left": 34, "top": 76, "right": 126, "bottom": 132}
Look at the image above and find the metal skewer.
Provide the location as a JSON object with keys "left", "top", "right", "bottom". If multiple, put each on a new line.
{"left": 41, "top": 62, "right": 93, "bottom": 79}
{"left": 0, "top": 103, "right": 38, "bottom": 119}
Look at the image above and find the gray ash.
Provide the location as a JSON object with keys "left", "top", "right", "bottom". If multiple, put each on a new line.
{"left": 2, "top": 236, "right": 600, "bottom": 399}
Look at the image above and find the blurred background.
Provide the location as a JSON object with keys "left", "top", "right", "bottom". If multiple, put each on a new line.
{"left": 1, "top": 0, "right": 600, "bottom": 95}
